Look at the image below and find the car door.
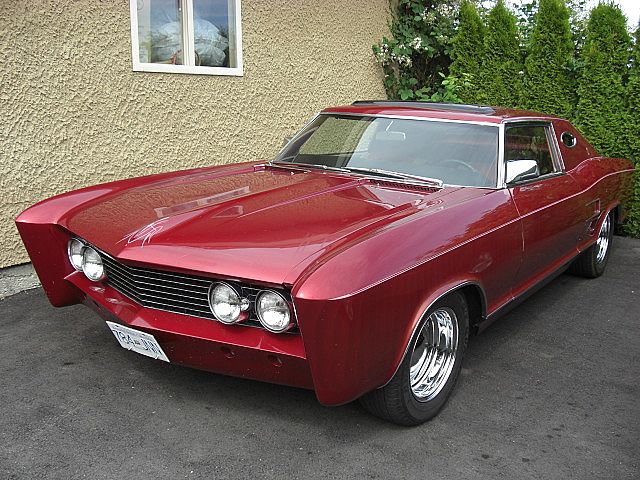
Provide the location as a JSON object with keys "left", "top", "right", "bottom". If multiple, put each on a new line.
{"left": 505, "top": 122, "right": 584, "bottom": 296}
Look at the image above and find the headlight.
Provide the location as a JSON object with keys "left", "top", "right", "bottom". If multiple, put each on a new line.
{"left": 256, "top": 290, "right": 293, "bottom": 333}
{"left": 208, "top": 282, "right": 248, "bottom": 325}
{"left": 67, "top": 238, "right": 85, "bottom": 271}
{"left": 82, "top": 246, "right": 105, "bottom": 281}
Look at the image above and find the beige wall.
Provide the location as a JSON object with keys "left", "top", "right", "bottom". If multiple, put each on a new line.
{"left": 0, "top": 0, "right": 388, "bottom": 268}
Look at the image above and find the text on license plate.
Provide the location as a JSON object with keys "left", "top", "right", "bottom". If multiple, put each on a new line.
{"left": 106, "top": 321, "right": 170, "bottom": 362}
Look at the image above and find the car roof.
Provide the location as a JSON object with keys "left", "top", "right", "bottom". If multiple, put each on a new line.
{"left": 322, "top": 100, "right": 559, "bottom": 124}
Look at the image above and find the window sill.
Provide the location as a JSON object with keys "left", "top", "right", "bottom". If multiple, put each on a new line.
{"left": 132, "top": 62, "right": 243, "bottom": 77}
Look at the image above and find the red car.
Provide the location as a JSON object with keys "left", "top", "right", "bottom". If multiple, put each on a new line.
{"left": 16, "top": 101, "right": 634, "bottom": 425}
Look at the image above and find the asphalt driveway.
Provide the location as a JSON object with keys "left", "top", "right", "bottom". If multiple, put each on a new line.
{"left": 1, "top": 237, "right": 639, "bottom": 480}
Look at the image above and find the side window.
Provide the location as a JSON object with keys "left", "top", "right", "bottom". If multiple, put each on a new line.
{"left": 505, "top": 125, "right": 556, "bottom": 176}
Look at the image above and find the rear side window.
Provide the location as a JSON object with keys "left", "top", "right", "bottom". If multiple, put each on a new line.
{"left": 505, "top": 125, "right": 556, "bottom": 176}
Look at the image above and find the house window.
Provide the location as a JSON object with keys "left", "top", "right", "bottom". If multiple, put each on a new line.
{"left": 130, "top": 0, "right": 243, "bottom": 76}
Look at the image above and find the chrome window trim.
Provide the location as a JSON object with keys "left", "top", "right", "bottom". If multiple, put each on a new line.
{"left": 506, "top": 171, "right": 566, "bottom": 187}
{"left": 501, "top": 119, "right": 566, "bottom": 188}
{"left": 497, "top": 123, "right": 506, "bottom": 190}
{"left": 273, "top": 112, "right": 321, "bottom": 158}
{"left": 547, "top": 122, "right": 566, "bottom": 172}
{"left": 316, "top": 111, "right": 501, "bottom": 127}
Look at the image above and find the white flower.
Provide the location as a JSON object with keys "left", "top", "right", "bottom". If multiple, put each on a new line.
{"left": 422, "top": 10, "right": 437, "bottom": 24}
{"left": 398, "top": 55, "right": 412, "bottom": 67}
{"left": 436, "top": 4, "right": 454, "bottom": 17}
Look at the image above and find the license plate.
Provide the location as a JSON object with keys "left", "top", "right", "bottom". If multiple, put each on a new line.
{"left": 106, "top": 321, "right": 170, "bottom": 362}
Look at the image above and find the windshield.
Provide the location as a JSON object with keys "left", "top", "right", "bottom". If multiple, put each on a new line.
{"left": 275, "top": 114, "right": 500, "bottom": 188}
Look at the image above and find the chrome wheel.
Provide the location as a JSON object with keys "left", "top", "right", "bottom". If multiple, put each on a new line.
{"left": 360, "top": 292, "right": 469, "bottom": 425}
{"left": 409, "top": 307, "right": 459, "bottom": 401}
{"left": 596, "top": 214, "right": 611, "bottom": 264}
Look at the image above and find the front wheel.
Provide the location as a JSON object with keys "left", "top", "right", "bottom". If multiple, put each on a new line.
{"left": 569, "top": 210, "right": 613, "bottom": 278}
{"left": 359, "top": 292, "right": 469, "bottom": 426}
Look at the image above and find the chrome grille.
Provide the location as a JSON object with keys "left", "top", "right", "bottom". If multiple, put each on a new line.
{"left": 101, "top": 254, "right": 273, "bottom": 328}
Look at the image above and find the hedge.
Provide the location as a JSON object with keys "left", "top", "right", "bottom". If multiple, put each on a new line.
{"left": 522, "top": 0, "right": 574, "bottom": 118}
{"left": 481, "top": 0, "right": 523, "bottom": 107}
{"left": 450, "top": 0, "right": 485, "bottom": 104}
{"left": 575, "top": 3, "right": 631, "bottom": 159}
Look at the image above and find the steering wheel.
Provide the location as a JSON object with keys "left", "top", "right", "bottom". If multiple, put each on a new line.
{"left": 439, "top": 159, "right": 480, "bottom": 175}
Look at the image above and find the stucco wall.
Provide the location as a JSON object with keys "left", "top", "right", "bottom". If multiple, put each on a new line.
{"left": 0, "top": 0, "right": 388, "bottom": 268}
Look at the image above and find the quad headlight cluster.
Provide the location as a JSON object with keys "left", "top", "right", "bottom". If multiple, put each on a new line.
{"left": 67, "top": 238, "right": 106, "bottom": 282}
{"left": 208, "top": 282, "right": 294, "bottom": 333}
{"left": 68, "top": 238, "right": 294, "bottom": 333}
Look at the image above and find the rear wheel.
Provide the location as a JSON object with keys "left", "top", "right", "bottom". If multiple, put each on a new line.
{"left": 569, "top": 210, "right": 613, "bottom": 278}
{"left": 359, "top": 292, "right": 469, "bottom": 426}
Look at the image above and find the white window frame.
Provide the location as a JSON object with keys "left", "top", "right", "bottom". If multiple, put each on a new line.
{"left": 129, "top": 0, "right": 243, "bottom": 76}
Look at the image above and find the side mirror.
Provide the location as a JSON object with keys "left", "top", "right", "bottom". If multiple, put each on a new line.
{"left": 506, "top": 159, "right": 539, "bottom": 184}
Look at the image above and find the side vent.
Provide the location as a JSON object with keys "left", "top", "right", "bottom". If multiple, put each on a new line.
{"left": 369, "top": 179, "right": 440, "bottom": 193}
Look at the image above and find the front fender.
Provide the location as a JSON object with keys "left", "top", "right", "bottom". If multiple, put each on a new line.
{"left": 292, "top": 189, "right": 521, "bottom": 405}
{"left": 294, "top": 273, "right": 487, "bottom": 406}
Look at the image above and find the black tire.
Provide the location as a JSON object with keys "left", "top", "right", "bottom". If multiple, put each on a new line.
{"left": 359, "top": 291, "right": 469, "bottom": 426}
{"left": 569, "top": 210, "right": 614, "bottom": 278}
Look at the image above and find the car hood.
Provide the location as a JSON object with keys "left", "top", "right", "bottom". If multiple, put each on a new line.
{"left": 59, "top": 164, "right": 468, "bottom": 285}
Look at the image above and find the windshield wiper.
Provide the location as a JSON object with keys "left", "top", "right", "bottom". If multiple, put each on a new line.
{"left": 270, "top": 160, "right": 350, "bottom": 173}
{"left": 344, "top": 167, "right": 443, "bottom": 187}
{"left": 269, "top": 161, "right": 443, "bottom": 187}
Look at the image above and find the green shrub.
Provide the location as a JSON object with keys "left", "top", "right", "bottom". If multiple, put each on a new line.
{"left": 481, "top": 0, "right": 523, "bottom": 108}
{"left": 450, "top": 0, "right": 485, "bottom": 104}
{"left": 522, "top": 0, "right": 574, "bottom": 117}
{"left": 625, "top": 26, "right": 640, "bottom": 236}
{"left": 575, "top": 3, "right": 631, "bottom": 159}
{"left": 627, "top": 26, "right": 640, "bottom": 162}
{"left": 373, "top": 0, "right": 458, "bottom": 101}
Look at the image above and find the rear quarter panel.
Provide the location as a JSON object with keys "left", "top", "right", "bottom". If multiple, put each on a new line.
{"left": 553, "top": 119, "right": 598, "bottom": 172}
{"left": 552, "top": 119, "right": 634, "bottom": 244}
{"left": 569, "top": 156, "right": 635, "bottom": 248}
